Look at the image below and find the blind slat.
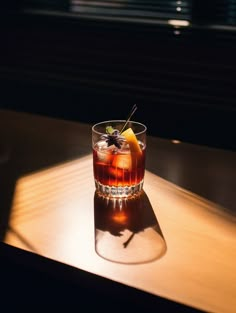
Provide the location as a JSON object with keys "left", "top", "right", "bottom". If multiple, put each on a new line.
{"left": 23, "top": 0, "right": 236, "bottom": 26}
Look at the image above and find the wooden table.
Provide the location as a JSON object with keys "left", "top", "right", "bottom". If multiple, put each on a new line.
{"left": 0, "top": 109, "right": 235, "bottom": 312}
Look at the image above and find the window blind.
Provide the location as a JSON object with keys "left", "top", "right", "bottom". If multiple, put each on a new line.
{"left": 23, "top": 0, "right": 236, "bottom": 27}
{"left": 70, "top": 0, "right": 192, "bottom": 23}
{"left": 23, "top": 0, "right": 193, "bottom": 24}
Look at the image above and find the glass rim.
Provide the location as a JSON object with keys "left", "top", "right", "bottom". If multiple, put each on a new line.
{"left": 92, "top": 120, "right": 147, "bottom": 136}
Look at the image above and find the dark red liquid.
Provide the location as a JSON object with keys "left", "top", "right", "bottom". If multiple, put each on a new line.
{"left": 93, "top": 142, "right": 145, "bottom": 187}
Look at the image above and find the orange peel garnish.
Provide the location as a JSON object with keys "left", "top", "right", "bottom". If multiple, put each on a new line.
{"left": 121, "top": 128, "right": 142, "bottom": 155}
{"left": 121, "top": 128, "right": 142, "bottom": 169}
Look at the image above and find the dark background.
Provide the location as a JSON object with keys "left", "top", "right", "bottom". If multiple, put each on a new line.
{"left": 0, "top": 1, "right": 236, "bottom": 151}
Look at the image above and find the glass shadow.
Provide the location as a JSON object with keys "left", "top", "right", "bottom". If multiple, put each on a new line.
{"left": 94, "top": 190, "right": 167, "bottom": 264}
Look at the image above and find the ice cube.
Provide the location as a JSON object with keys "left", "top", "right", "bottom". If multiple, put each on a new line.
{"left": 112, "top": 154, "right": 132, "bottom": 170}
{"left": 96, "top": 141, "right": 116, "bottom": 164}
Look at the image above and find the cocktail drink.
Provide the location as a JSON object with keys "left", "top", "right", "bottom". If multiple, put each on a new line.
{"left": 92, "top": 120, "right": 146, "bottom": 197}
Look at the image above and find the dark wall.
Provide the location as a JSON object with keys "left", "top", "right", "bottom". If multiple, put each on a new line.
{"left": 0, "top": 12, "right": 236, "bottom": 150}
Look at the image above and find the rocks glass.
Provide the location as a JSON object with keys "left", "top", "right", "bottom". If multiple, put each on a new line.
{"left": 92, "top": 120, "right": 146, "bottom": 198}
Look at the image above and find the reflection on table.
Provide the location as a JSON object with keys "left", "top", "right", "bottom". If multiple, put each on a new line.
{"left": 94, "top": 190, "right": 167, "bottom": 264}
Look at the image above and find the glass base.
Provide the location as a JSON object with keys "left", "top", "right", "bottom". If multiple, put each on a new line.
{"left": 95, "top": 180, "right": 144, "bottom": 198}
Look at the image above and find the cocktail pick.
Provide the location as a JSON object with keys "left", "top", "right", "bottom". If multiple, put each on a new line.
{"left": 120, "top": 104, "right": 137, "bottom": 133}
